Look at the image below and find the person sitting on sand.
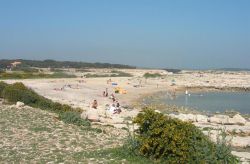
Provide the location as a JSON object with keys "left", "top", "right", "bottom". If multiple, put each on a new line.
{"left": 109, "top": 104, "right": 116, "bottom": 113}
{"left": 114, "top": 102, "right": 121, "bottom": 114}
{"left": 116, "top": 101, "right": 120, "bottom": 108}
{"left": 92, "top": 100, "right": 98, "bottom": 109}
{"left": 114, "top": 108, "right": 121, "bottom": 114}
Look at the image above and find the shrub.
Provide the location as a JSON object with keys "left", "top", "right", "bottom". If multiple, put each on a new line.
{"left": 143, "top": 73, "right": 162, "bottom": 78}
{"left": 59, "top": 112, "right": 90, "bottom": 126}
{"left": 3, "top": 85, "right": 38, "bottom": 104}
{"left": 132, "top": 108, "right": 238, "bottom": 163}
{"left": 37, "top": 98, "right": 53, "bottom": 110}
{"left": 0, "top": 81, "right": 8, "bottom": 98}
{"left": 2, "top": 82, "right": 75, "bottom": 112}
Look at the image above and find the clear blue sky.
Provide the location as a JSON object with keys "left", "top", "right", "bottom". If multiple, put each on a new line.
{"left": 0, "top": 0, "right": 249, "bottom": 69}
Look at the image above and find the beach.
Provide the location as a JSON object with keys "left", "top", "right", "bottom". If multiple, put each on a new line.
{"left": 2, "top": 68, "right": 250, "bottom": 162}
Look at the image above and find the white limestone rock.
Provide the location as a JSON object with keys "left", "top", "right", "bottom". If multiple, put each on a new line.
{"left": 16, "top": 101, "right": 25, "bottom": 108}
{"left": 196, "top": 114, "right": 208, "bottom": 123}
{"left": 209, "top": 115, "right": 230, "bottom": 124}
{"left": 228, "top": 114, "right": 247, "bottom": 125}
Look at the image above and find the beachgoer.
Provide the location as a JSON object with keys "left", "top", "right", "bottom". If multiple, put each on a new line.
{"left": 103, "top": 91, "right": 106, "bottom": 97}
{"left": 111, "top": 94, "right": 116, "bottom": 102}
{"left": 116, "top": 101, "right": 120, "bottom": 108}
{"left": 114, "top": 108, "right": 121, "bottom": 114}
{"left": 109, "top": 104, "right": 116, "bottom": 113}
{"left": 92, "top": 100, "right": 98, "bottom": 109}
{"left": 105, "top": 88, "right": 109, "bottom": 97}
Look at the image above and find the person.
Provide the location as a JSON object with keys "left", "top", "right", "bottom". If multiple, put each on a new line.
{"left": 111, "top": 93, "right": 116, "bottom": 102}
{"left": 103, "top": 91, "right": 106, "bottom": 97}
{"left": 92, "top": 100, "right": 98, "bottom": 109}
{"left": 109, "top": 104, "right": 116, "bottom": 113}
{"left": 105, "top": 88, "right": 109, "bottom": 97}
{"left": 114, "top": 102, "right": 121, "bottom": 114}
{"left": 116, "top": 101, "right": 120, "bottom": 108}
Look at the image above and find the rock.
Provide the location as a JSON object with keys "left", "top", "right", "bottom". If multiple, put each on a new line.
{"left": 231, "top": 151, "right": 250, "bottom": 163}
{"left": 196, "top": 114, "right": 208, "bottom": 123}
{"left": 209, "top": 115, "right": 229, "bottom": 124}
{"left": 228, "top": 114, "right": 247, "bottom": 125}
{"left": 231, "top": 136, "right": 250, "bottom": 148}
{"left": 154, "top": 110, "right": 161, "bottom": 113}
{"left": 168, "top": 113, "right": 178, "bottom": 119}
{"left": 246, "top": 122, "right": 250, "bottom": 126}
{"left": 168, "top": 113, "right": 196, "bottom": 122}
{"left": 81, "top": 109, "right": 99, "bottom": 122}
{"left": 16, "top": 101, "right": 25, "bottom": 108}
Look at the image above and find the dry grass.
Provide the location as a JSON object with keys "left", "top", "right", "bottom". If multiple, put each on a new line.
{"left": 0, "top": 104, "right": 128, "bottom": 163}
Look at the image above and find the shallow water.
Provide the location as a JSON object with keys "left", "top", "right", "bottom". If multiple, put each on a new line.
{"left": 160, "top": 91, "right": 250, "bottom": 114}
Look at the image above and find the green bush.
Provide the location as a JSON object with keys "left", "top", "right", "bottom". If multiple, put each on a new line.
{"left": 1, "top": 82, "right": 88, "bottom": 128}
{"left": 59, "top": 112, "right": 90, "bottom": 126}
{"left": 0, "top": 72, "right": 76, "bottom": 79}
{"left": 143, "top": 73, "right": 162, "bottom": 78}
{"left": 2, "top": 82, "right": 75, "bottom": 113}
{"left": 132, "top": 108, "right": 238, "bottom": 163}
{"left": 0, "top": 81, "right": 8, "bottom": 98}
{"left": 37, "top": 98, "right": 53, "bottom": 110}
{"left": 2, "top": 84, "right": 39, "bottom": 105}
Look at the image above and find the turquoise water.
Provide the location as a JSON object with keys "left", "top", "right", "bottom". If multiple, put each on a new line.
{"left": 160, "top": 92, "right": 250, "bottom": 114}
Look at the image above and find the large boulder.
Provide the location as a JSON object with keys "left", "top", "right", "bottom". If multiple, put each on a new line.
{"left": 209, "top": 115, "right": 230, "bottom": 124}
{"left": 175, "top": 114, "right": 196, "bottom": 122}
{"left": 16, "top": 101, "right": 25, "bottom": 108}
{"left": 168, "top": 113, "right": 178, "bottom": 119}
{"left": 196, "top": 114, "right": 208, "bottom": 123}
{"left": 231, "top": 136, "right": 250, "bottom": 148}
{"left": 168, "top": 114, "right": 196, "bottom": 122}
{"left": 228, "top": 114, "right": 247, "bottom": 125}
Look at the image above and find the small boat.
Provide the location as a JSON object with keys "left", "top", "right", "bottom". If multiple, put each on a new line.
{"left": 185, "top": 90, "right": 188, "bottom": 95}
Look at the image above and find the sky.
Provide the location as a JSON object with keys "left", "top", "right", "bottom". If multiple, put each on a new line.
{"left": 0, "top": 0, "right": 249, "bottom": 69}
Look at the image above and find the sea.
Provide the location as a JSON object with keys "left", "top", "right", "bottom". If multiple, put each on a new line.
{"left": 159, "top": 91, "right": 250, "bottom": 114}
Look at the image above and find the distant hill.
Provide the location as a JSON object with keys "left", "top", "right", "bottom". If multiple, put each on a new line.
{"left": 216, "top": 68, "right": 250, "bottom": 72}
{"left": 0, "top": 59, "right": 136, "bottom": 69}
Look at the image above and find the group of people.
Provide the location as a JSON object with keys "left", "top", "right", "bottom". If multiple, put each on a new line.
{"left": 91, "top": 87, "right": 122, "bottom": 114}
{"left": 108, "top": 92, "right": 122, "bottom": 114}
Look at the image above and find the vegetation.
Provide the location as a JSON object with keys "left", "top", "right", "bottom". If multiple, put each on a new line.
{"left": 0, "top": 105, "right": 126, "bottom": 163}
{"left": 128, "top": 108, "right": 238, "bottom": 163}
{"left": 0, "top": 59, "right": 136, "bottom": 69}
{"left": 143, "top": 73, "right": 162, "bottom": 78}
{"left": 0, "top": 82, "right": 81, "bottom": 114}
{"left": 0, "top": 72, "right": 76, "bottom": 79}
{"left": 85, "top": 70, "right": 133, "bottom": 78}
{"left": 11, "top": 66, "right": 39, "bottom": 73}
{"left": 164, "top": 68, "right": 182, "bottom": 74}
{"left": 0, "top": 81, "right": 8, "bottom": 98}
{"left": 110, "top": 70, "right": 133, "bottom": 77}
{"left": 84, "top": 147, "right": 154, "bottom": 163}
{"left": 59, "top": 112, "right": 91, "bottom": 126}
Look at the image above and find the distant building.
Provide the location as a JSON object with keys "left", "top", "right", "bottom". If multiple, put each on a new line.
{"left": 11, "top": 61, "right": 22, "bottom": 68}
